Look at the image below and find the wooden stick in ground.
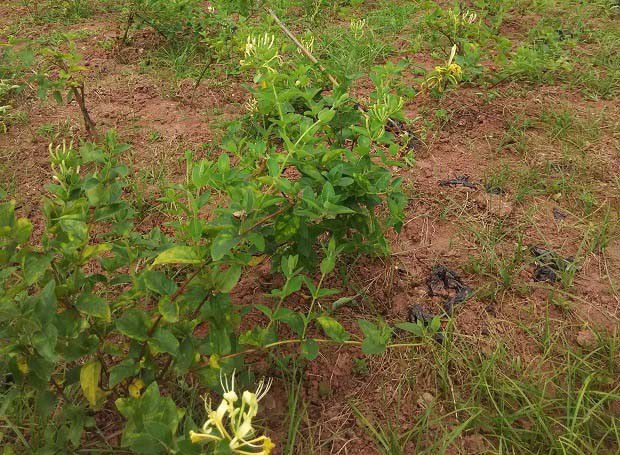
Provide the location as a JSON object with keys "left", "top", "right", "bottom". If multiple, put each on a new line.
{"left": 266, "top": 8, "right": 340, "bottom": 88}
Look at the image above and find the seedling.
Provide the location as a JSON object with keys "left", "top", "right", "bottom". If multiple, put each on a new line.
{"left": 36, "top": 42, "right": 96, "bottom": 135}
{"left": 422, "top": 45, "right": 463, "bottom": 95}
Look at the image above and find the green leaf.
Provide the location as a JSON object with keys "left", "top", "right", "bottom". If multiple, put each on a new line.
{"left": 317, "top": 108, "right": 335, "bottom": 123}
{"left": 430, "top": 316, "right": 441, "bottom": 333}
{"left": 331, "top": 296, "right": 355, "bottom": 311}
{"left": 80, "top": 143, "right": 106, "bottom": 163}
{"left": 82, "top": 243, "right": 111, "bottom": 262}
{"left": 116, "top": 383, "right": 184, "bottom": 454}
{"left": 395, "top": 322, "right": 424, "bottom": 337}
{"left": 274, "top": 212, "right": 300, "bottom": 243}
{"left": 80, "top": 361, "right": 107, "bottom": 409}
{"left": 320, "top": 255, "right": 336, "bottom": 275}
{"left": 191, "top": 160, "right": 212, "bottom": 188}
{"left": 0, "top": 200, "right": 15, "bottom": 228}
{"left": 300, "top": 338, "right": 319, "bottom": 360}
{"left": 142, "top": 270, "right": 177, "bottom": 295}
{"left": 52, "top": 90, "right": 63, "bottom": 104}
{"left": 109, "top": 360, "right": 139, "bottom": 388}
{"left": 34, "top": 280, "right": 57, "bottom": 325}
{"left": 32, "top": 324, "right": 58, "bottom": 362}
{"left": 23, "top": 253, "right": 52, "bottom": 285}
{"left": 75, "top": 293, "right": 111, "bottom": 322}
{"left": 67, "top": 406, "right": 86, "bottom": 447}
{"left": 317, "top": 315, "right": 350, "bottom": 342}
{"left": 359, "top": 320, "right": 392, "bottom": 355}
{"left": 174, "top": 338, "right": 196, "bottom": 375}
{"left": 116, "top": 309, "right": 151, "bottom": 341}
{"left": 149, "top": 328, "right": 179, "bottom": 355}
{"left": 281, "top": 255, "right": 299, "bottom": 278}
{"left": 153, "top": 246, "right": 202, "bottom": 266}
{"left": 158, "top": 296, "right": 179, "bottom": 323}
{"left": 210, "top": 233, "right": 239, "bottom": 261}
{"left": 216, "top": 265, "right": 242, "bottom": 293}
{"left": 217, "top": 153, "right": 230, "bottom": 173}
{"left": 323, "top": 201, "right": 356, "bottom": 216}
{"left": 273, "top": 308, "right": 304, "bottom": 336}
{"left": 15, "top": 217, "right": 32, "bottom": 243}
{"left": 247, "top": 232, "right": 265, "bottom": 251}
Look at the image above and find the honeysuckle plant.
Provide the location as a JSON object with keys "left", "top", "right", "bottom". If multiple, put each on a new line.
{"left": 422, "top": 4, "right": 483, "bottom": 53}
{"left": 422, "top": 45, "right": 463, "bottom": 95}
{"left": 0, "top": 20, "right": 411, "bottom": 454}
{"left": 35, "top": 42, "right": 96, "bottom": 135}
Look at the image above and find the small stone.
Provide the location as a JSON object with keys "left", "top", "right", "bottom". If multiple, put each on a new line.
{"left": 391, "top": 292, "right": 410, "bottom": 318}
{"left": 417, "top": 392, "right": 435, "bottom": 409}
{"left": 576, "top": 329, "right": 597, "bottom": 350}
{"left": 475, "top": 193, "right": 513, "bottom": 218}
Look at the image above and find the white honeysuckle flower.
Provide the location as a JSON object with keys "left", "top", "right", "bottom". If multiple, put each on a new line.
{"left": 463, "top": 11, "right": 478, "bottom": 24}
{"left": 243, "top": 34, "right": 275, "bottom": 58}
{"left": 190, "top": 371, "right": 275, "bottom": 454}
{"left": 244, "top": 97, "right": 258, "bottom": 113}
{"left": 350, "top": 18, "right": 366, "bottom": 39}
{"left": 449, "top": 8, "right": 479, "bottom": 27}
{"left": 240, "top": 34, "right": 282, "bottom": 73}
{"left": 221, "top": 368, "right": 238, "bottom": 402}
{"left": 371, "top": 94, "right": 404, "bottom": 123}
{"left": 298, "top": 35, "right": 315, "bottom": 54}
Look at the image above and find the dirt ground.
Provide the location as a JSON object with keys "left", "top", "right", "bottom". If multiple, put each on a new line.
{"left": 1, "top": 1, "right": 619, "bottom": 453}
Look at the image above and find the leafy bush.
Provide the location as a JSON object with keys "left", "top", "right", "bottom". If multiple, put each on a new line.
{"left": 0, "top": 32, "right": 408, "bottom": 453}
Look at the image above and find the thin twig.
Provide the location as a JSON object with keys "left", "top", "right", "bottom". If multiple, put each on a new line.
{"left": 267, "top": 8, "right": 339, "bottom": 88}
{"left": 216, "top": 338, "right": 423, "bottom": 362}
{"left": 240, "top": 203, "right": 293, "bottom": 235}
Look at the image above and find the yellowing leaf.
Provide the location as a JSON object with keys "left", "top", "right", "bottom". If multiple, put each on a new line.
{"left": 17, "top": 355, "right": 29, "bottom": 374}
{"left": 153, "top": 246, "right": 202, "bottom": 266}
{"left": 80, "top": 361, "right": 108, "bottom": 409}
{"left": 81, "top": 243, "right": 111, "bottom": 262}
{"left": 209, "top": 355, "right": 220, "bottom": 369}
{"left": 128, "top": 378, "right": 145, "bottom": 398}
{"left": 248, "top": 255, "right": 266, "bottom": 266}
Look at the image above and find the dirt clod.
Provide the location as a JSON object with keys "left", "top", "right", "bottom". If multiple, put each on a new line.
{"left": 576, "top": 329, "right": 598, "bottom": 350}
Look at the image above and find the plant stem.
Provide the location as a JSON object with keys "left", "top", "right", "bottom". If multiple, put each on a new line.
{"left": 71, "top": 85, "right": 96, "bottom": 137}
{"left": 118, "top": 13, "right": 134, "bottom": 49}
{"left": 218, "top": 338, "right": 422, "bottom": 361}
{"left": 240, "top": 203, "right": 293, "bottom": 235}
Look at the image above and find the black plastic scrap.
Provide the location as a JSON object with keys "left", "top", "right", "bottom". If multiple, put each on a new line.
{"left": 426, "top": 265, "right": 472, "bottom": 314}
{"left": 439, "top": 175, "right": 478, "bottom": 189}
{"left": 384, "top": 117, "right": 423, "bottom": 151}
{"left": 485, "top": 183, "right": 504, "bottom": 195}
{"left": 408, "top": 305, "right": 445, "bottom": 344}
{"left": 408, "top": 304, "right": 435, "bottom": 325}
{"left": 552, "top": 207, "right": 567, "bottom": 221}
{"left": 406, "top": 266, "right": 473, "bottom": 344}
{"left": 530, "top": 246, "right": 575, "bottom": 283}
